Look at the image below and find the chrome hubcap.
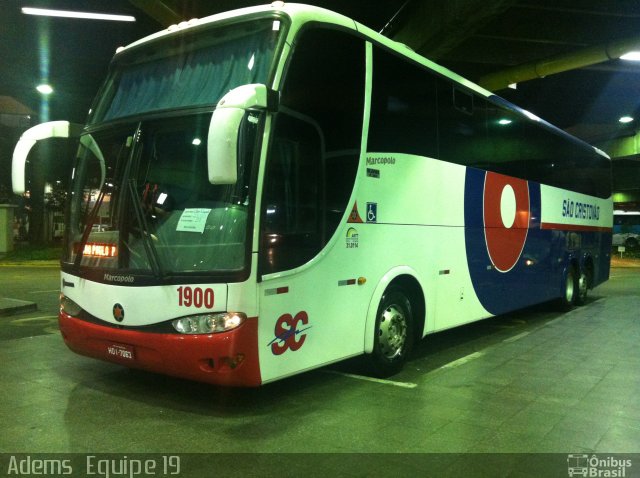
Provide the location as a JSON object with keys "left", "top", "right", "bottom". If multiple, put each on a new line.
{"left": 578, "top": 272, "right": 588, "bottom": 297}
{"left": 378, "top": 304, "right": 407, "bottom": 360}
{"left": 565, "top": 273, "right": 574, "bottom": 302}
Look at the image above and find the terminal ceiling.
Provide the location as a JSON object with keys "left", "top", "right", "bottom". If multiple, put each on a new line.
{"left": 2, "top": 0, "right": 640, "bottom": 201}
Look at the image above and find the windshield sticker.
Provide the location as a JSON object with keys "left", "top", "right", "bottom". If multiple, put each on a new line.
{"left": 176, "top": 208, "right": 212, "bottom": 233}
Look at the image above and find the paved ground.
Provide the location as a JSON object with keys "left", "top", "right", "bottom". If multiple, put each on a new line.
{"left": 0, "top": 264, "right": 639, "bottom": 477}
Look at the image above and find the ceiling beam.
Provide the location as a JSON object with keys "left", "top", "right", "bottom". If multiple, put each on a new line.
{"left": 128, "top": 0, "right": 183, "bottom": 27}
{"left": 596, "top": 131, "right": 640, "bottom": 161}
{"left": 478, "top": 35, "right": 640, "bottom": 91}
{"left": 391, "top": 0, "right": 517, "bottom": 59}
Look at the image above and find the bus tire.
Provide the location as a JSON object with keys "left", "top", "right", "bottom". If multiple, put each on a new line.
{"left": 368, "top": 286, "right": 414, "bottom": 378}
{"left": 559, "top": 266, "right": 577, "bottom": 310}
{"left": 575, "top": 267, "right": 589, "bottom": 306}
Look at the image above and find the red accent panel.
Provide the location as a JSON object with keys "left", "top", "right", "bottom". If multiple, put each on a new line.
{"left": 58, "top": 312, "right": 261, "bottom": 387}
{"left": 483, "top": 172, "right": 530, "bottom": 272}
{"left": 541, "top": 222, "right": 612, "bottom": 233}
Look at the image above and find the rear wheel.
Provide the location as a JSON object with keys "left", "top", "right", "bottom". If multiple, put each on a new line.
{"left": 559, "top": 266, "right": 577, "bottom": 310}
{"left": 575, "top": 267, "right": 590, "bottom": 306}
{"left": 368, "top": 287, "right": 414, "bottom": 377}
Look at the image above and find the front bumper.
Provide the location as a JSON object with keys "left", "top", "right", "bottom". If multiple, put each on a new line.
{"left": 58, "top": 312, "right": 261, "bottom": 387}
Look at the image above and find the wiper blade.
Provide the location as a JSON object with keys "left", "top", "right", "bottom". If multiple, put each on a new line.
{"left": 127, "top": 179, "right": 164, "bottom": 280}
{"left": 73, "top": 188, "right": 107, "bottom": 270}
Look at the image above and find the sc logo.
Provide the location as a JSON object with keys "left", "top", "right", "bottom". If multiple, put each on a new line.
{"left": 269, "top": 311, "right": 312, "bottom": 355}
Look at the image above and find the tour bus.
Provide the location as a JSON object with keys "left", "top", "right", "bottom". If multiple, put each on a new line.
{"left": 612, "top": 210, "right": 640, "bottom": 249}
{"left": 13, "top": 2, "right": 612, "bottom": 386}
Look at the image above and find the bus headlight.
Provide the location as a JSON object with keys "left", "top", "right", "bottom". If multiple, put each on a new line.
{"left": 60, "top": 294, "right": 82, "bottom": 316}
{"left": 172, "top": 312, "right": 246, "bottom": 334}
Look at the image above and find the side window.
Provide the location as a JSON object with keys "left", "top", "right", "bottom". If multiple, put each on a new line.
{"left": 261, "top": 114, "right": 322, "bottom": 273}
{"left": 485, "top": 104, "right": 526, "bottom": 178}
{"left": 368, "top": 47, "right": 437, "bottom": 158}
{"left": 261, "top": 28, "right": 365, "bottom": 275}
{"left": 437, "top": 80, "right": 488, "bottom": 168}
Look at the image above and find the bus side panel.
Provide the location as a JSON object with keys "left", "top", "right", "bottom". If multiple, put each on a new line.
{"left": 463, "top": 170, "right": 612, "bottom": 316}
{"left": 539, "top": 183, "right": 613, "bottom": 287}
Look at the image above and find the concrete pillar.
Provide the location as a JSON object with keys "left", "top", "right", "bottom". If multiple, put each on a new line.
{"left": 0, "top": 204, "right": 18, "bottom": 253}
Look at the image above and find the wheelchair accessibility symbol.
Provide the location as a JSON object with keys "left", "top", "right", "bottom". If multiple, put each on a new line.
{"left": 366, "top": 202, "right": 377, "bottom": 223}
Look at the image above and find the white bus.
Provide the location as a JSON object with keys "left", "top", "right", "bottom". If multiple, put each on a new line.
{"left": 13, "top": 2, "right": 612, "bottom": 386}
{"left": 612, "top": 210, "right": 640, "bottom": 249}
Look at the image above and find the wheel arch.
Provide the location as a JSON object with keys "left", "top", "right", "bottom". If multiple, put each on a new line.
{"left": 364, "top": 267, "right": 426, "bottom": 354}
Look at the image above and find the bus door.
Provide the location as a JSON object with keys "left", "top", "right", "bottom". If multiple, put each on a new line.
{"left": 256, "top": 27, "right": 367, "bottom": 382}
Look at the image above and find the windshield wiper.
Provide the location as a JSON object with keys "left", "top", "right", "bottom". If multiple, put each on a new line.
{"left": 127, "top": 179, "right": 164, "bottom": 280}
{"left": 73, "top": 188, "right": 107, "bottom": 270}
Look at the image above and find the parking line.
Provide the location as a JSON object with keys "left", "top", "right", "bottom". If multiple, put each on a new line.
{"left": 439, "top": 351, "right": 484, "bottom": 370}
{"left": 324, "top": 370, "right": 418, "bottom": 388}
{"left": 503, "top": 331, "right": 531, "bottom": 343}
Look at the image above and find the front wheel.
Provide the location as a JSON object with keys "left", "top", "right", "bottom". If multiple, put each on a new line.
{"left": 367, "top": 287, "right": 414, "bottom": 378}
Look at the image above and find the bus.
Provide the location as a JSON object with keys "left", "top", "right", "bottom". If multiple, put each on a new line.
{"left": 613, "top": 210, "right": 640, "bottom": 249}
{"left": 12, "top": 2, "right": 612, "bottom": 386}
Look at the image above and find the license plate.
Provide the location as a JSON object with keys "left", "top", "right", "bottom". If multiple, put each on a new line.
{"left": 106, "top": 343, "right": 135, "bottom": 361}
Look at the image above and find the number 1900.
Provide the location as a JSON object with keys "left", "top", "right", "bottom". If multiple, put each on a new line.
{"left": 177, "top": 286, "right": 214, "bottom": 308}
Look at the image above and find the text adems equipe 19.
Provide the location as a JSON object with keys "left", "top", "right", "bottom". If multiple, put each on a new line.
{"left": 6, "top": 455, "right": 181, "bottom": 477}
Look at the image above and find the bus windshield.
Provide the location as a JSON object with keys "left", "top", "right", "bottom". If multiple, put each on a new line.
{"left": 62, "top": 16, "right": 284, "bottom": 277}
{"left": 89, "top": 17, "right": 283, "bottom": 124}
{"left": 65, "top": 112, "right": 260, "bottom": 276}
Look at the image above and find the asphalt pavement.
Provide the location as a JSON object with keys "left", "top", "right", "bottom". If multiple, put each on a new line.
{"left": 0, "top": 262, "right": 60, "bottom": 339}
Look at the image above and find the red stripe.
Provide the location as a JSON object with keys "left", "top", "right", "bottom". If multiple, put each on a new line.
{"left": 59, "top": 312, "right": 262, "bottom": 387}
{"left": 541, "top": 222, "right": 612, "bottom": 233}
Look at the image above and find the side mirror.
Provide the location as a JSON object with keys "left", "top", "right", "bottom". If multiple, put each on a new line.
{"left": 207, "top": 84, "right": 278, "bottom": 185}
{"left": 12, "top": 121, "right": 82, "bottom": 194}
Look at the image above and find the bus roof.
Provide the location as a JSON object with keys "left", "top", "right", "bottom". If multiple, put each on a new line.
{"left": 113, "top": 2, "right": 608, "bottom": 160}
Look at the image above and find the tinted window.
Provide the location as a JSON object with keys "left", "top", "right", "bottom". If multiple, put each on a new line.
{"left": 261, "top": 28, "right": 364, "bottom": 275}
{"left": 369, "top": 47, "right": 437, "bottom": 157}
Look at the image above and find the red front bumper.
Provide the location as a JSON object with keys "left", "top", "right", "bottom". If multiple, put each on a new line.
{"left": 58, "top": 312, "right": 261, "bottom": 387}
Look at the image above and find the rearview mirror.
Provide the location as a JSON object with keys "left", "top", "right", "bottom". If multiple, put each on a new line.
{"left": 207, "top": 84, "right": 278, "bottom": 185}
{"left": 12, "top": 121, "right": 82, "bottom": 194}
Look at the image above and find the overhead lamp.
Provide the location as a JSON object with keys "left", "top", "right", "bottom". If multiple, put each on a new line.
{"left": 620, "top": 51, "right": 640, "bottom": 61}
{"left": 36, "top": 84, "right": 53, "bottom": 95}
{"left": 22, "top": 7, "right": 135, "bottom": 22}
{"left": 619, "top": 116, "right": 634, "bottom": 124}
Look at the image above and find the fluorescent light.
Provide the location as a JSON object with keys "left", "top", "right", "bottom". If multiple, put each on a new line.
{"left": 36, "top": 84, "right": 53, "bottom": 95}
{"left": 620, "top": 51, "right": 640, "bottom": 61}
{"left": 498, "top": 119, "right": 512, "bottom": 125}
{"left": 22, "top": 7, "right": 135, "bottom": 22}
{"left": 619, "top": 116, "right": 634, "bottom": 124}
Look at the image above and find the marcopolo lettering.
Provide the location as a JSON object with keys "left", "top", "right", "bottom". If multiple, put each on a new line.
{"left": 366, "top": 156, "right": 396, "bottom": 166}
{"left": 103, "top": 273, "right": 135, "bottom": 283}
